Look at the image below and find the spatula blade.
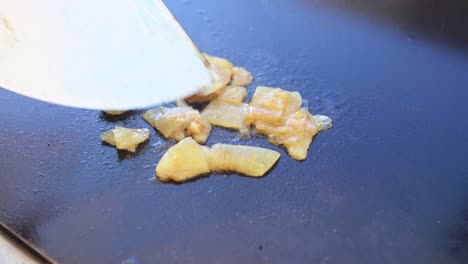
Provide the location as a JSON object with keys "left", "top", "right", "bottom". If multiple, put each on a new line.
{"left": 0, "top": 0, "right": 212, "bottom": 110}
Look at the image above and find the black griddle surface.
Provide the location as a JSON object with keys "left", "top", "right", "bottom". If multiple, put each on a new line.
{"left": 1, "top": 0, "right": 468, "bottom": 263}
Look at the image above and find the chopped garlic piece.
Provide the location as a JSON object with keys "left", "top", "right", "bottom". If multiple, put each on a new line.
{"left": 256, "top": 109, "right": 319, "bottom": 160}
{"left": 245, "top": 86, "right": 333, "bottom": 160}
{"left": 202, "top": 86, "right": 248, "bottom": 130}
{"left": 156, "top": 137, "right": 210, "bottom": 182}
{"left": 230, "top": 67, "right": 253, "bottom": 86}
{"left": 101, "top": 126, "right": 149, "bottom": 152}
{"left": 155, "top": 138, "right": 281, "bottom": 182}
{"left": 215, "top": 86, "right": 247, "bottom": 104}
{"left": 203, "top": 102, "right": 247, "bottom": 130}
{"left": 245, "top": 86, "right": 302, "bottom": 126}
{"left": 143, "top": 107, "right": 211, "bottom": 144}
{"left": 208, "top": 144, "right": 280, "bottom": 177}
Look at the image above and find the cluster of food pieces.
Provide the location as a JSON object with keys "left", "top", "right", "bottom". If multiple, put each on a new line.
{"left": 101, "top": 54, "right": 332, "bottom": 183}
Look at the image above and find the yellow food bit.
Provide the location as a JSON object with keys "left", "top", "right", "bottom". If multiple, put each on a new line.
{"left": 208, "top": 144, "right": 280, "bottom": 177}
{"left": 245, "top": 86, "right": 302, "bottom": 126}
{"left": 156, "top": 138, "right": 211, "bottom": 182}
{"left": 230, "top": 67, "right": 253, "bottom": 86}
{"left": 215, "top": 86, "right": 248, "bottom": 104}
{"left": 202, "top": 53, "right": 233, "bottom": 95}
{"left": 143, "top": 107, "right": 211, "bottom": 144}
{"left": 100, "top": 126, "right": 149, "bottom": 152}
{"left": 99, "top": 55, "right": 334, "bottom": 182}
{"left": 256, "top": 109, "right": 319, "bottom": 160}
{"left": 202, "top": 86, "right": 248, "bottom": 130}
{"left": 245, "top": 86, "right": 330, "bottom": 160}
{"left": 100, "top": 131, "right": 115, "bottom": 146}
{"left": 203, "top": 101, "right": 247, "bottom": 130}
{"left": 103, "top": 110, "right": 127, "bottom": 115}
{"left": 186, "top": 53, "right": 233, "bottom": 102}
{"left": 155, "top": 138, "right": 281, "bottom": 182}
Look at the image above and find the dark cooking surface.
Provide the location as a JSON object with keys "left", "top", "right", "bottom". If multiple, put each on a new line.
{"left": 1, "top": 0, "right": 468, "bottom": 263}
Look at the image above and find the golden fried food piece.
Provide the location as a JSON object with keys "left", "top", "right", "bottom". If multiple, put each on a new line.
{"left": 215, "top": 86, "right": 247, "bottom": 104}
{"left": 186, "top": 54, "right": 233, "bottom": 103}
{"left": 244, "top": 86, "right": 302, "bottom": 126}
{"left": 201, "top": 86, "right": 248, "bottom": 130}
{"left": 156, "top": 137, "right": 211, "bottom": 182}
{"left": 143, "top": 107, "right": 211, "bottom": 144}
{"left": 245, "top": 86, "right": 332, "bottom": 160}
{"left": 101, "top": 126, "right": 150, "bottom": 152}
{"left": 155, "top": 138, "right": 281, "bottom": 182}
{"left": 208, "top": 144, "right": 280, "bottom": 177}
{"left": 255, "top": 109, "right": 319, "bottom": 160}
{"left": 201, "top": 53, "right": 233, "bottom": 94}
{"left": 202, "top": 102, "right": 247, "bottom": 130}
{"left": 103, "top": 110, "right": 127, "bottom": 115}
{"left": 101, "top": 131, "right": 116, "bottom": 146}
{"left": 230, "top": 67, "right": 253, "bottom": 86}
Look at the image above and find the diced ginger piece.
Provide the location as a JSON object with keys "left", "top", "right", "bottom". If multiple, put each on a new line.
{"left": 256, "top": 109, "right": 319, "bottom": 160}
{"left": 186, "top": 54, "right": 233, "bottom": 102}
{"left": 103, "top": 110, "right": 127, "bottom": 115}
{"left": 208, "top": 144, "right": 280, "bottom": 177}
{"left": 143, "top": 107, "right": 211, "bottom": 144}
{"left": 245, "top": 86, "right": 302, "bottom": 126}
{"left": 230, "top": 67, "right": 253, "bottom": 86}
{"left": 156, "top": 137, "right": 210, "bottom": 182}
{"left": 100, "top": 126, "right": 149, "bottom": 152}
{"left": 202, "top": 101, "right": 247, "bottom": 130}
